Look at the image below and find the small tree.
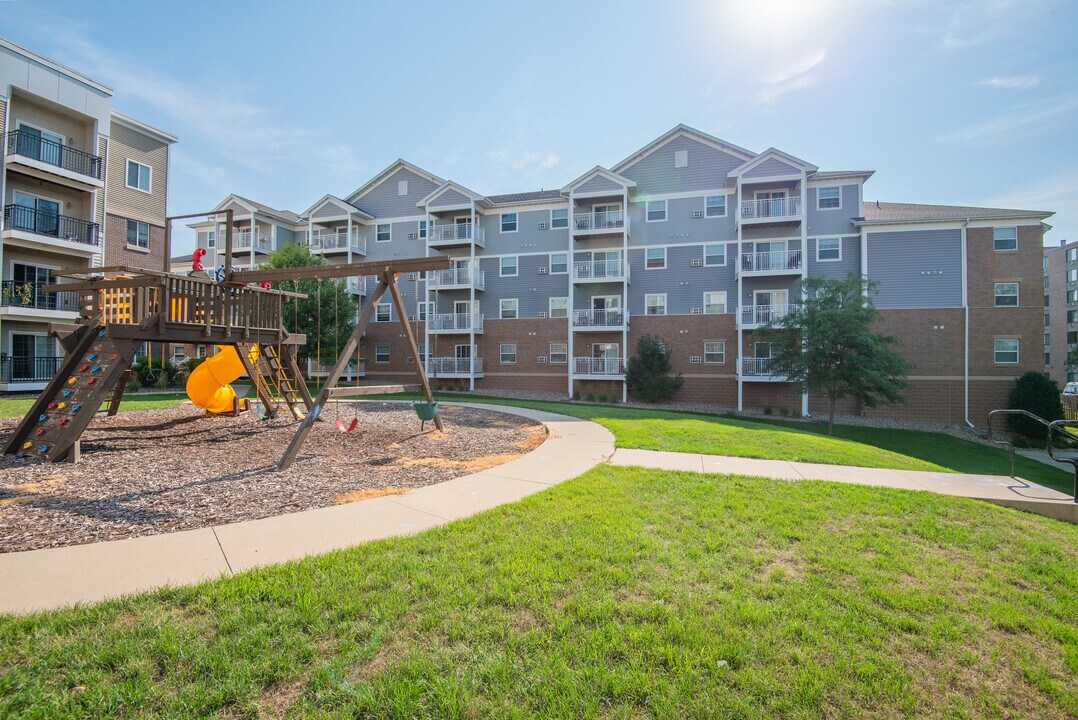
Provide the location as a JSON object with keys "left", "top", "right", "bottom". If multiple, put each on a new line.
{"left": 1007, "top": 371, "right": 1063, "bottom": 440}
{"left": 626, "top": 335, "right": 683, "bottom": 402}
{"left": 760, "top": 272, "right": 911, "bottom": 435}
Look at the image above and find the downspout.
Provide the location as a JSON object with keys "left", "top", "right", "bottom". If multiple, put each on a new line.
{"left": 962, "top": 217, "right": 973, "bottom": 428}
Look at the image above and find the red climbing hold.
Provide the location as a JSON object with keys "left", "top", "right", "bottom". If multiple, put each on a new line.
{"left": 35, "top": 428, "right": 45, "bottom": 436}
{"left": 47, "top": 402, "right": 57, "bottom": 410}
{"left": 79, "top": 364, "right": 89, "bottom": 372}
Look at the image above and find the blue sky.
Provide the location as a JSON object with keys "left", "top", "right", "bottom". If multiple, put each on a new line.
{"left": 5, "top": 0, "right": 1077, "bottom": 253}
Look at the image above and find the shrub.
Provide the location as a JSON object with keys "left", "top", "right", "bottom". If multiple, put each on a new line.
{"left": 763, "top": 406, "right": 772, "bottom": 416}
{"left": 572, "top": 390, "right": 581, "bottom": 401}
{"left": 625, "top": 335, "right": 683, "bottom": 403}
{"left": 125, "top": 376, "right": 141, "bottom": 394}
{"left": 154, "top": 373, "right": 170, "bottom": 390}
{"left": 779, "top": 407, "right": 790, "bottom": 417}
{"left": 585, "top": 393, "right": 596, "bottom": 403}
{"left": 1007, "top": 371, "right": 1063, "bottom": 440}
{"left": 597, "top": 393, "right": 609, "bottom": 404}
{"left": 133, "top": 356, "right": 180, "bottom": 388}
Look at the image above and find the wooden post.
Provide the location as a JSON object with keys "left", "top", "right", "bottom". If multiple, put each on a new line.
{"left": 223, "top": 208, "right": 233, "bottom": 281}
{"left": 387, "top": 271, "right": 442, "bottom": 431}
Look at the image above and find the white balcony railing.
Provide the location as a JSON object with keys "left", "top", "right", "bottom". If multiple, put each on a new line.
{"left": 739, "top": 196, "right": 802, "bottom": 221}
{"left": 230, "top": 232, "right": 273, "bottom": 252}
{"left": 426, "top": 357, "right": 484, "bottom": 375}
{"left": 573, "top": 356, "right": 624, "bottom": 376}
{"left": 573, "top": 210, "right": 625, "bottom": 232}
{"left": 740, "top": 304, "right": 797, "bottom": 326}
{"left": 572, "top": 308, "right": 627, "bottom": 328}
{"left": 741, "top": 357, "right": 776, "bottom": 376}
{"left": 428, "top": 222, "right": 485, "bottom": 246}
{"left": 346, "top": 276, "right": 366, "bottom": 296}
{"left": 307, "top": 359, "right": 364, "bottom": 377}
{"left": 740, "top": 250, "right": 803, "bottom": 273}
{"left": 571, "top": 258, "right": 629, "bottom": 282}
{"left": 309, "top": 232, "right": 367, "bottom": 255}
{"left": 428, "top": 312, "right": 484, "bottom": 332}
{"left": 426, "top": 264, "right": 485, "bottom": 290}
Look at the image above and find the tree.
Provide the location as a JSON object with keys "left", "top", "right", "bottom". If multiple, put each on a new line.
{"left": 1007, "top": 371, "right": 1063, "bottom": 440}
{"left": 759, "top": 272, "right": 911, "bottom": 435}
{"left": 264, "top": 244, "right": 358, "bottom": 366}
{"left": 626, "top": 335, "right": 684, "bottom": 402}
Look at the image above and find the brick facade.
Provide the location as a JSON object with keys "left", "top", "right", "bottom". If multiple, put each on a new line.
{"left": 104, "top": 213, "right": 167, "bottom": 271}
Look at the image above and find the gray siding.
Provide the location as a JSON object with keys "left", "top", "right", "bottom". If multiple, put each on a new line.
{"left": 350, "top": 168, "right": 439, "bottom": 218}
{"left": 575, "top": 174, "right": 622, "bottom": 194}
{"left": 429, "top": 188, "right": 470, "bottom": 208}
{"left": 275, "top": 227, "right": 296, "bottom": 247}
{"left": 478, "top": 255, "right": 572, "bottom": 318}
{"left": 743, "top": 156, "right": 801, "bottom": 179}
{"left": 806, "top": 236, "right": 860, "bottom": 281}
{"left": 619, "top": 135, "right": 746, "bottom": 196}
{"left": 628, "top": 195, "right": 735, "bottom": 248}
{"left": 626, "top": 245, "right": 736, "bottom": 316}
{"left": 312, "top": 202, "right": 346, "bottom": 220}
{"left": 479, "top": 208, "right": 570, "bottom": 255}
{"left": 806, "top": 184, "right": 859, "bottom": 236}
{"left": 362, "top": 219, "right": 425, "bottom": 262}
{"left": 867, "top": 230, "right": 963, "bottom": 308}
{"left": 742, "top": 275, "right": 803, "bottom": 302}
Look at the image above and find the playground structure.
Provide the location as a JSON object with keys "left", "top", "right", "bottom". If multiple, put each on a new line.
{"left": 1, "top": 208, "right": 452, "bottom": 470}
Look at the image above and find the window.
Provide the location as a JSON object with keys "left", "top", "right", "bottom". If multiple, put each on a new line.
{"left": 417, "top": 302, "right": 431, "bottom": 321}
{"left": 126, "top": 219, "right": 149, "bottom": 249}
{"left": 397, "top": 180, "right": 408, "bottom": 196}
{"left": 704, "top": 341, "right": 726, "bottom": 364}
{"left": 1069, "top": 290, "right": 1078, "bottom": 305}
{"left": 646, "top": 200, "right": 667, "bottom": 222}
{"left": 817, "top": 238, "right": 841, "bottom": 261}
{"left": 646, "top": 247, "right": 667, "bottom": 269}
{"left": 1045, "top": 333, "right": 1051, "bottom": 346}
{"left": 375, "top": 344, "right": 390, "bottom": 363}
{"left": 1045, "top": 275, "right": 1051, "bottom": 289}
{"left": 1069, "top": 248, "right": 1078, "bottom": 263}
{"left": 549, "top": 297, "right": 568, "bottom": 318}
{"left": 994, "top": 226, "right": 1018, "bottom": 251}
{"left": 1045, "top": 313, "right": 1051, "bottom": 327}
{"left": 550, "top": 252, "right": 568, "bottom": 274}
{"left": 418, "top": 220, "right": 428, "bottom": 240}
{"left": 1069, "top": 331, "right": 1077, "bottom": 345}
{"left": 645, "top": 293, "right": 667, "bottom": 315}
{"left": 994, "top": 338, "right": 1019, "bottom": 364}
{"left": 500, "top": 343, "right": 517, "bottom": 364}
{"left": 551, "top": 209, "right": 568, "bottom": 229}
{"left": 549, "top": 343, "right": 568, "bottom": 364}
{"left": 1069, "top": 310, "right": 1078, "bottom": 324}
{"left": 500, "top": 256, "right": 518, "bottom": 277}
{"left": 1045, "top": 352, "right": 1051, "bottom": 366}
{"left": 376, "top": 224, "right": 391, "bottom": 242}
{"left": 704, "top": 291, "right": 726, "bottom": 314}
{"left": 817, "top": 186, "right": 841, "bottom": 210}
{"left": 994, "top": 282, "right": 1019, "bottom": 307}
{"left": 500, "top": 298, "right": 518, "bottom": 319}
{"left": 1069, "top": 269, "right": 1078, "bottom": 283}
{"left": 376, "top": 303, "right": 391, "bottom": 322}
{"left": 197, "top": 345, "right": 207, "bottom": 359}
{"left": 418, "top": 344, "right": 428, "bottom": 363}
{"left": 705, "top": 195, "right": 727, "bottom": 217}
{"left": 500, "top": 213, "right": 518, "bottom": 233}
{"left": 704, "top": 243, "right": 726, "bottom": 266}
{"left": 207, "top": 231, "right": 215, "bottom": 248}
{"left": 173, "top": 345, "right": 185, "bottom": 360}
{"left": 126, "top": 160, "right": 151, "bottom": 192}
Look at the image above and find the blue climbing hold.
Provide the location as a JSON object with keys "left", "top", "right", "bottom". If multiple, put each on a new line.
{"left": 62, "top": 390, "right": 73, "bottom": 398}
{"left": 98, "top": 330, "right": 106, "bottom": 337}
{"left": 88, "top": 354, "right": 98, "bottom": 361}
{"left": 91, "top": 366, "right": 102, "bottom": 373}
{"left": 38, "top": 414, "right": 47, "bottom": 423}
{"left": 71, "top": 404, "right": 82, "bottom": 413}
{"left": 39, "top": 444, "right": 50, "bottom": 453}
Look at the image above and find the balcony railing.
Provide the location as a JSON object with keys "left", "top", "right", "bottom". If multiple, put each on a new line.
{"left": 740, "top": 304, "right": 797, "bottom": 326}
{"left": 309, "top": 232, "right": 367, "bottom": 255}
{"left": 0, "top": 355, "right": 63, "bottom": 383}
{"left": 572, "top": 308, "right": 627, "bottom": 328}
{"left": 426, "top": 357, "right": 484, "bottom": 375}
{"left": 307, "top": 359, "right": 364, "bottom": 377}
{"left": 0, "top": 281, "right": 80, "bottom": 313}
{"left": 572, "top": 258, "right": 629, "bottom": 282}
{"left": 573, "top": 356, "right": 624, "bottom": 376}
{"left": 428, "top": 222, "right": 485, "bottom": 246}
{"left": 573, "top": 210, "right": 624, "bottom": 232}
{"left": 427, "top": 265, "right": 485, "bottom": 290}
{"left": 428, "top": 312, "right": 484, "bottom": 332}
{"left": 740, "top": 249, "right": 803, "bottom": 273}
{"left": 346, "top": 276, "right": 366, "bottom": 296}
{"left": 3, "top": 204, "right": 100, "bottom": 246}
{"left": 741, "top": 357, "right": 777, "bottom": 376}
{"left": 740, "top": 196, "right": 802, "bottom": 221}
{"left": 230, "top": 232, "right": 273, "bottom": 252}
{"left": 6, "top": 129, "right": 103, "bottom": 180}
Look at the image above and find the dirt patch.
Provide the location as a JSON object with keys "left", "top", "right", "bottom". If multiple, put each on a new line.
{"left": 256, "top": 675, "right": 308, "bottom": 720}
{"left": 333, "top": 487, "right": 409, "bottom": 504}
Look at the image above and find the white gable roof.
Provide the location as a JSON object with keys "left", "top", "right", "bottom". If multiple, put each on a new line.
{"left": 301, "top": 194, "right": 373, "bottom": 220}
{"left": 613, "top": 124, "right": 755, "bottom": 174}
{"left": 417, "top": 180, "right": 487, "bottom": 208}
{"left": 728, "top": 147, "right": 818, "bottom": 178}
{"left": 560, "top": 166, "right": 636, "bottom": 194}
{"left": 345, "top": 159, "right": 445, "bottom": 203}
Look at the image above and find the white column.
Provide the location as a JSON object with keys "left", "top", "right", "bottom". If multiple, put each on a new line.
{"left": 469, "top": 204, "right": 476, "bottom": 391}
{"left": 622, "top": 188, "right": 629, "bottom": 403}
{"left": 249, "top": 216, "right": 255, "bottom": 269}
{"left": 424, "top": 210, "right": 432, "bottom": 386}
{"left": 800, "top": 173, "right": 809, "bottom": 418}
{"left": 736, "top": 182, "right": 743, "bottom": 411}
{"left": 567, "top": 191, "right": 575, "bottom": 398}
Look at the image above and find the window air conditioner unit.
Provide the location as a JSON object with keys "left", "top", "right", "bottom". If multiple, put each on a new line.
{"left": 691, "top": 307, "right": 703, "bottom": 314}
{"left": 537, "top": 311, "right": 548, "bottom": 318}
{"left": 408, "top": 315, "right": 416, "bottom": 321}
{"left": 537, "top": 222, "right": 549, "bottom": 230}
{"left": 690, "top": 210, "right": 704, "bottom": 219}
{"left": 537, "top": 267, "right": 549, "bottom": 274}
{"left": 690, "top": 259, "right": 703, "bottom": 267}
{"left": 408, "top": 232, "right": 418, "bottom": 240}
{"left": 690, "top": 356, "right": 703, "bottom": 364}
{"left": 408, "top": 273, "right": 417, "bottom": 280}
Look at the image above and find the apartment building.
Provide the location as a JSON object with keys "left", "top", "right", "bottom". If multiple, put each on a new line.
{"left": 187, "top": 125, "right": 1050, "bottom": 425}
{"left": 0, "top": 38, "right": 176, "bottom": 391}
{"left": 1043, "top": 238, "right": 1078, "bottom": 386}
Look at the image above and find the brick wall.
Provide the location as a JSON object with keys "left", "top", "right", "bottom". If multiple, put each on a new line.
{"left": 104, "top": 213, "right": 166, "bottom": 271}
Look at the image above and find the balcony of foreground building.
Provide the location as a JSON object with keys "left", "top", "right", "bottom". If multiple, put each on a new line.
{"left": 0, "top": 281, "right": 81, "bottom": 319}
{"left": 572, "top": 210, "right": 625, "bottom": 237}
{"left": 739, "top": 357, "right": 788, "bottom": 382}
{"left": 5, "top": 129, "right": 104, "bottom": 188}
{"left": 426, "top": 264, "right": 485, "bottom": 291}
{"left": 0, "top": 355, "right": 63, "bottom": 389}
{"left": 426, "top": 356, "right": 484, "bottom": 378}
{"left": 308, "top": 231, "right": 367, "bottom": 256}
{"left": 2, "top": 204, "right": 100, "bottom": 254}
{"left": 427, "top": 222, "right": 485, "bottom": 249}
{"left": 571, "top": 308, "right": 628, "bottom": 332}
{"left": 572, "top": 356, "right": 625, "bottom": 380}
{"left": 739, "top": 304, "right": 798, "bottom": 329}
{"left": 571, "top": 258, "right": 629, "bottom": 283}
{"left": 428, "top": 312, "right": 484, "bottom": 334}
{"left": 739, "top": 249, "right": 803, "bottom": 276}
{"left": 738, "top": 196, "right": 802, "bottom": 225}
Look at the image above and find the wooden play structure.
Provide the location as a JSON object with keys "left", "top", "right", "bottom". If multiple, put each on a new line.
{"left": 1, "top": 208, "right": 451, "bottom": 470}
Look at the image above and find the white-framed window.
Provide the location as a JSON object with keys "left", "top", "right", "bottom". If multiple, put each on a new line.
{"left": 197, "top": 345, "right": 207, "bottom": 359}
{"left": 703, "top": 341, "right": 726, "bottom": 364}
{"left": 704, "top": 291, "right": 726, "bottom": 314}
{"left": 645, "top": 293, "right": 667, "bottom": 315}
{"left": 417, "top": 301, "right": 432, "bottom": 321}
{"left": 207, "top": 230, "right": 215, "bottom": 248}
{"left": 549, "top": 296, "right": 568, "bottom": 318}
{"left": 500, "top": 298, "right": 518, "bottom": 319}
{"left": 500, "top": 256, "right": 518, "bottom": 277}
{"left": 646, "top": 200, "right": 667, "bottom": 222}
{"left": 126, "top": 219, "right": 150, "bottom": 249}
{"left": 704, "top": 243, "right": 726, "bottom": 266}
{"left": 817, "top": 186, "right": 841, "bottom": 210}
{"left": 500, "top": 212, "right": 518, "bottom": 233}
{"left": 397, "top": 180, "right": 408, "bottom": 196}
{"left": 1068, "top": 310, "right": 1078, "bottom": 324}
{"left": 705, "top": 195, "right": 727, "bottom": 217}
{"left": 376, "top": 224, "right": 391, "bottom": 242}
{"left": 549, "top": 252, "right": 568, "bottom": 274}
{"left": 994, "top": 226, "right": 1018, "bottom": 252}
{"left": 994, "top": 282, "right": 1019, "bottom": 307}
{"left": 375, "top": 344, "right": 390, "bottom": 363}
{"left": 125, "top": 159, "right": 151, "bottom": 193}
{"left": 418, "top": 220, "right": 428, "bottom": 239}
{"left": 500, "top": 343, "right": 517, "bottom": 364}
{"left": 817, "top": 238, "right": 841, "bottom": 261}
{"left": 376, "top": 303, "right": 391, "bottom": 322}
{"left": 1069, "top": 248, "right": 1078, "bottom": 263}
{"left": 549, "top": 343, "right": 568, "bottom": 364}
{"left": 550, "top": 208, "right": 568, "bottom": 229}
{"left": 645, "top": 247, "right": 667, "bottom": 269}
{"left": 994, "top": 338, "right": 1019, "bottom": 364}
{"left": 1068, "top": 269, "right": 1078, "bottom": 283}
{"left": 173, "top": 345, "right": 186, "bottom": 360}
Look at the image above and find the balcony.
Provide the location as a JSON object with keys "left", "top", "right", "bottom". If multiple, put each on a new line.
{"left": 428, "top": 222, "right": 485, "bottom": 248}
{"left": 426, "top": 357, "right": 484, "bottom": 378}
{"left": 0, "top": 355, "right": 62, "bottom": 385}
{"left": 572, "top": 308, "right": 628, "bottom": 331}
{"left": 427, "top": 265, "right": 485, "bottom": 291}
{"left": 428, "top": 312, "right": 484, "bottom": 334}
{"left": 740, "top": 357, "right": 787, "bottom": 381}
{"left": 571, "top": 258, "right": 629, "bottom": 283}
{"left": 739, "top": 249, "right": 803, "bottom": 276}
{"left": 309, "top": 232, "right": 367, "bottom": 256}
{"left": 573, "top": 356, "right": 624, "bottom": 378}
{"left": 228, "top": 232, "right": 273, "bottom": 253}
{"left": 307, "top": 359, "right": 364, "bottom": 378}
{"left": 0, "top": 281, "right": 81, "bottom": 317}
{"left": 572, "top": 210, "right": 625, "bottom": 236}
{"left": 739, "top": 196, "right": 802, "bottom": 224}
{"left": 5, "top": 129, "right": 103, "bottom": 185}
{"left": 739, "top": 304, "right": 797, "bottom": 328}
{"left": 346, "top": 276, "right": 366, "bottom": 296}
{"left": 2, "top": 204, "right": 100, "bottom": 251}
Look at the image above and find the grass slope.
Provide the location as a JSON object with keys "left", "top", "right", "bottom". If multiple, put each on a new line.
{"left": 0, "top": 393, "right": 189, "bottom": 419}
{"left": 1, "top": 466, "right": 1074, "bottom": 718}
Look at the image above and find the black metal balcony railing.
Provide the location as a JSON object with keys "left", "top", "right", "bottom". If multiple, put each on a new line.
{"left": 0, "top": 281, "right": 81, "bottom": 312}
{"left": 3, "top": 204, "right": 100, "bottom": 246}
{"left": 6, "top": 129, "right": 103, "bottom": 180}
{"left": 0, "top": 356, "right": 63, "bottom": 383}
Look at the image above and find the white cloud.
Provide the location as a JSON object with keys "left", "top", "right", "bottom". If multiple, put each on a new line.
{"left": 487, "top": 148, "right": 559, "bottom": 174}
{"left": 937, "top": 94, "right": 1078, "bottom": 144}
{"left": 978, "top": 74, "right": 1040, "bottom": 89}
{"left": 939, "top": 0, "right": 1020, "bottom": 50}
{"left": 755, "top": 49, "right": 827, "bottom": 105}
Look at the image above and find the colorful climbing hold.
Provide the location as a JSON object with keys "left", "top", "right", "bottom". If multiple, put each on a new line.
{"left": 110, "top": 354, "right": 117, "bottom": 360}
{"left": 98, "top": 330, "right": 106, "bottom": 337}
{"left": 62, "top": 390, "right": 73, "bottom": 397}
{"left": 38, "top": 414, "right": 47, "bottom": 423}
{"left": 67, "top": 377, "right": 77, "bottom": 385}
{"left": 39, "top": 444, "right": 50, "bottom": 453}
{"left": 87, "top": 378, "right": 97, "bottom": 385}
{"left": 88, "top": 354, "right": 98, "bottom": 361}
{"left": 47, "top": 402, "right": 57, "bottom": 410}
{"left": 57, "top": 402, "right": 67, "bottom": 409}
{"left": 72, "top": 404, "right": 82, "bottom": 412}
{"left": 91, "top": 366, "right": 102, "bottom": 373}
{"left": 35, "top": 428, "right": 45, "bottom": 436}
{"left": 59, "top": 418, "right": 70, "bottom": 426}
{"left": 21, "top": 441, "right": 32, "bottom": 450}
{"left": 79, "top": 364, "right": 89, "bottom": 372}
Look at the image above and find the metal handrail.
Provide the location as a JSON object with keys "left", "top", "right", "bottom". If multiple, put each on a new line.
{"left": 983, "top": 409, "right": 1078, "bottom": 501}
{"left": 1046, "top": 420, "right": 1078, "bottom": 503}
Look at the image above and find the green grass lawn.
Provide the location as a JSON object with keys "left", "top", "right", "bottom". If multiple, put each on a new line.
{"left": 1, "top": 466, "right": 1074, "bottom": 718}
{"left": 0, "top": 393, "right": 189, "bottom": 419}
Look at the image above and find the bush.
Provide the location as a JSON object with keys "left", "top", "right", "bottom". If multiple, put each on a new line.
{"left": 1007, "top": 371, "right": 1063, "bottom": 440}
{"left": 572, "top": 390, "right": 581, "bottom": 401}
{"left": 763, "top": 406, "right": 772, "bottom": 416}
{"left": 125, "top": 376, "right": 141, "bottom": 394}
{"left": 625, "top": 335, "right": 683, "bottom": 403}
{"left": 597, "top": 393, "right": 609, "bottom": 404}
{"left": 585, "top": 393, "right": 595, "bottom": 402}
{"left": 132, "top": 356, "right": 181, "bottom": 389}
{"left": 779, "top": 407, "right": 790, "bottom": 417}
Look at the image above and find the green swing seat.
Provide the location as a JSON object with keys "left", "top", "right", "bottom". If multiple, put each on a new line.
{"left": 413, "top": 401, "right": 439, "bottom": 422}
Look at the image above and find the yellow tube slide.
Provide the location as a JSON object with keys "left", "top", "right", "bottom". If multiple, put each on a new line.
{"left": 186, "top": 345, "right": 259, "bottom": 414}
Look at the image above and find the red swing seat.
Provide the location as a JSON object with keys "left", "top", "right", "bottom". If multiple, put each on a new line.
{"left": 335, "top": 417, "right": 359, "bottom": 433}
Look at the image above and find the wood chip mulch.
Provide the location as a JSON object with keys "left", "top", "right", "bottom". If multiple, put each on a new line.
{"left": 0, "top": 403, "right": 546, "bottom": 553}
